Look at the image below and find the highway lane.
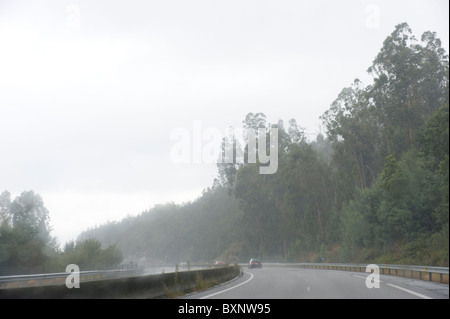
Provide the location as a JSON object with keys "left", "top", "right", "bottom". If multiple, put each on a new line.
{"left": 184, "top": 266, "right": 449, "bottom": 299}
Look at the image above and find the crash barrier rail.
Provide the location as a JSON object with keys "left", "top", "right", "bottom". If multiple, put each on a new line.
{"left": 264, "top": 263, "right": 449, "bottom": 284}
{"left": 0, "top": 265, "right": 241, "bottom": 299}
{"left": 0, "top": 269, "right": 141, "bottom": 289}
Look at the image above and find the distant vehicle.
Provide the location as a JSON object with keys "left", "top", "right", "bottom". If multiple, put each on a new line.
{"left": 248, "top": 259, "right": 262, "bottom": 269}
{"left": 214, "top": 260, "right": 228, "bottom": 267}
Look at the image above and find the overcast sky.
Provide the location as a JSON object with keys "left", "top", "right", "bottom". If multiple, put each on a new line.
{"left": 0, "top": 0, "right": 448, "bottom": 246}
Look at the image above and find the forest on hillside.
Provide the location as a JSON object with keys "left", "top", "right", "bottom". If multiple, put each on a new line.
{"left": 79, "top": 23, "right": 449, "bottom": 266}
{"left": 1, "top": 23, "right": 448, "bottom": 274}
{"left": 0, "top": 190, "right": 123, "bottom": 274}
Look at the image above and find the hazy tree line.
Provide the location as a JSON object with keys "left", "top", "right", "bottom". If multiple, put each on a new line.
{"left": 80, "top": 23, "right": 448, "bottom": 266}
{"left": 226, "top": 23, "right": 448, "bottom": 264}
{"left": 0, "top": 190, "right": 122, "bottom": 275}
{"left": 1, "top": 23, "right": 448, "bottom": 274}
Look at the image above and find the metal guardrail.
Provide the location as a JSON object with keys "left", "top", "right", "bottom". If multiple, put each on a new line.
{"left": 263, "top": 263, "right": 449, "bottom": 284}
{"left": 0, "top": 263, "right": 213, "bottom": 290}
{"left": 0, "top": 265, "right": 241, "bottom": 298}
{"left": 0, "top": 269, "right": 140, "bottom": 289}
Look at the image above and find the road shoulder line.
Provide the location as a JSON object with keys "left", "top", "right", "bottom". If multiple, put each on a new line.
{"left": 352, "top": 274, "right": 433, "bottom": 299}
{"left": 386, "top": 283, "right": 433, "bottom": 299}
{"left": 199, "top": 271, "right": 254, "bottom": 299}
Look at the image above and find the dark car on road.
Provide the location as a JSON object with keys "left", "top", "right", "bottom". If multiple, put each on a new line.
{"left": 248, "top": 259, "right": 262, "bottom": 269}
{"left": 213, "top": 260, "right": 229, "bottom": 268}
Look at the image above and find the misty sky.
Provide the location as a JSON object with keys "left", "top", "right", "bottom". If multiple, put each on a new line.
{"left": 0, "top": 0, "right": 448, "bottom": 246}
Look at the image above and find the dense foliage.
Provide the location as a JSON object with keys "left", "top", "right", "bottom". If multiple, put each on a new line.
{"left": 80, "top": 23, "right": 448, "bottom": 266}
{"left": 0, "top": 191, "right": 123, "bottom": 275}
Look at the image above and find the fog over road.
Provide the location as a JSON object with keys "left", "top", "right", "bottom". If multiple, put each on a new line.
{"left": 184, "top": 266, "right": 449, "bottom": 299}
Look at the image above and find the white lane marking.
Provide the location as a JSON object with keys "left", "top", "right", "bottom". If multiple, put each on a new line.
{"left": 199, "top": 271, "right": 254, "bottom": 299}
{"left": 352, "top": 274, "right": 382, "bottom": 283}
{"left": 353, "top": 274, "right": 433, "bottom": 299}
{"left": 386, "top": 283, "right": 433, "bottom": 299}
